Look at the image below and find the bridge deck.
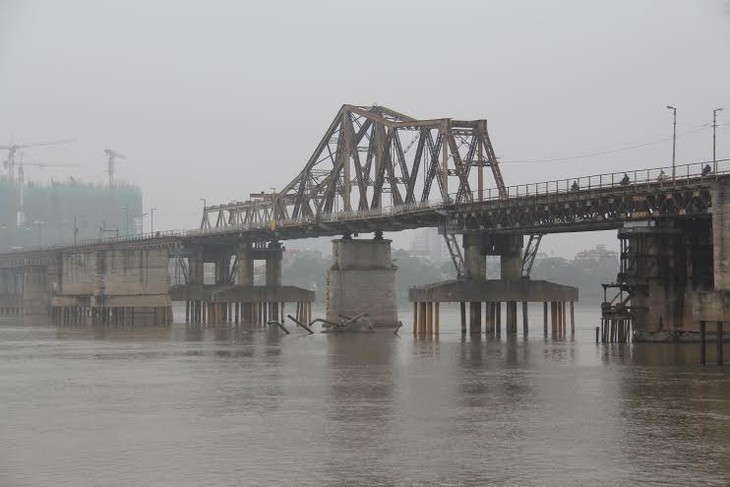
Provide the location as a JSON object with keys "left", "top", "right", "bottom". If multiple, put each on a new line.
{"left": 0, "top": 159, "right": 727, "bottom": 265}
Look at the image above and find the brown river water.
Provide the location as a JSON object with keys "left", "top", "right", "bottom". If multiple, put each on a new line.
{"left": 1, "top": 304, "right": 729, "bottom": 486}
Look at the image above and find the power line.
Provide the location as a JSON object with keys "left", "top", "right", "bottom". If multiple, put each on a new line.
{"left": 502, "top": 124, "right": 712, "bottom": 164}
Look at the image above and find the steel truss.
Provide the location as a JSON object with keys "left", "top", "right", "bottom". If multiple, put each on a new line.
{"left": 452, "top": 185, "right": 713, "bottom": 234}
{"left": 201, "top": 104, "right": 506, "bottom": 230}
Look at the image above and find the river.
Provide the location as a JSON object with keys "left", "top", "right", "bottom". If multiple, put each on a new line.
{"left": 1, "top": 304, "right": 729, "bottom": 486}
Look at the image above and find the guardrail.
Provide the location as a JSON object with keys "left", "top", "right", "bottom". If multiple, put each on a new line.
{"left": 466, "top": 158, "right": 730, "bottom": 202}
{"left": 197, "top": 158, "right": 730, "bottom": 235}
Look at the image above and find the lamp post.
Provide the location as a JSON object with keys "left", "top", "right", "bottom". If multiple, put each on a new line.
{"left": 150, "top": 207, "right": 157, "bottom": 234}
{"left": 714, "top": 107, "right": 724, "bottom": 175}
{"left": 666, "top": 106, "right": 677, "bottom": 181}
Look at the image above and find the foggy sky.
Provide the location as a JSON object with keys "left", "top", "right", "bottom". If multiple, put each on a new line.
{"left": 1, "top": 0, "right": 729, "bottom": 257}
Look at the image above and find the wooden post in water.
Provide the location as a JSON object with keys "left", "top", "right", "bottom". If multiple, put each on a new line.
{"left": 434, "top": 302, "right": 440, "bottom": 336}
{"left": 700, "top": 321, "right": 707, "bottom": 365}
{"left": 550, "top": 302, "right": 556, "bottom": 336}
{"left": 718, "top": 321, "right": 724, "bottom": 366}
{"left": 544, "top": 302, "right": 548, "bottom": 337}
{"left": 460, "top": 302, "right": 466, "bottom": 335}
{"left": 470, "top": 302, "right": 481, "bottom": 335}
{"left": 413, "top": 302, "right": 418, "bottom": 335}
{"left": 426, "top": 302, "right": 433, "bottom": 335}
{"left": 522, "top": 301, "right": 528, "bottom": 338}
{"left": 570, "top": 301, "right": 575, "bottom": 336}
{"left": 420, "top": 302, "right": 427, "bottom": 335}
{"left": 495, "top": 302, "right": 502, "bottom": 337}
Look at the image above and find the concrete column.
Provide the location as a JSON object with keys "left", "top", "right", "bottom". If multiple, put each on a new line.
{"left": 265, "top": 242, "right": 283, "bottom": 287}
{"left": 215, "top": 255, "right": 231, "bottom": 285}
{"left": 469, "top": 301, "right": 481, "bottom": 335}
{"left": 712, "top": 180, "right": 730, "bottom": 290}
{"left": 463, "top": 234, "right": 486, "bottom": 280}
{"left": 326, "top": 237, "right": 398, "bottom": 327}
{"left": 237, "top": 243, "right": 254, "bottom": 286}
{"left": 622, "top": 222, "right": 690, "bottom": 340}
{"left": 500, "top": 235, "right": 523, "bottom": 280}
{"left": 188, "top": 247, "right": 204, "bottom": 285}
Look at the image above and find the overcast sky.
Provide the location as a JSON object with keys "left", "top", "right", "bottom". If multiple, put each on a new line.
{"left": 1, "top": 0, "right": 729, "bottom": 257}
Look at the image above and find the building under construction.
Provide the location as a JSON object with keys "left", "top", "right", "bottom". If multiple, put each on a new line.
{"left": 0, "top": 179, "right": 142, "bottom": 251}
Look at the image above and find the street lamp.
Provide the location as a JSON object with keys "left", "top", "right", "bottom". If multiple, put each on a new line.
{"left": 666, "top": 106, "right": 677, "bottom": 181}
{"left": 150, "top": 207, "right": 157, "bottom": 234}
{"left": 714, "top": 107, "right": 724, "bottom": 175}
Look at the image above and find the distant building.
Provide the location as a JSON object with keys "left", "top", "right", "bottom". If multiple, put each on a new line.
{"left": 410, "top": 228, "right": 444, "bottom": 265}
{"left": 0, "top": 178, "right": 143, "bottom": 251}
{"left": 574, "top": 244, "right": 618, "bottom": 264}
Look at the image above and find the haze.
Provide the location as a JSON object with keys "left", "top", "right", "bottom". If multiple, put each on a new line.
{"left": 1, "top": 0, "right": 729, "bottom": 256}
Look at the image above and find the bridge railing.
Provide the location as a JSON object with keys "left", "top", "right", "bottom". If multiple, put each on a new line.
{"left": 462, "top": 158, "right": 730, "bottom": 202}
{"left": 192, "top": 159, "right": 730, "bottom": 236}
{"left": 1, "top": 229, "right": 191, "bottom": 255}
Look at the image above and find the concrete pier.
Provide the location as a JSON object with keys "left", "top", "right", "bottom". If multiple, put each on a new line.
{"left": 411, "top": 232, "right": 578, "bottom": 338}
{"left": 172, "top": 241, "right": 314, "bottom": 326}
{"left": 326, "top": 237, "right": 398, "bottom": 328}
{"left": 410, "top": 279, "right": 578, "bottom": 337}
{"left": 50, "top": 247, "right": 173, "bottom": 326}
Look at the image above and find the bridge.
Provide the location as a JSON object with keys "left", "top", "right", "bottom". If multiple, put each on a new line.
{"left": 1, "top": 104, "right": 729, "bottom": 343}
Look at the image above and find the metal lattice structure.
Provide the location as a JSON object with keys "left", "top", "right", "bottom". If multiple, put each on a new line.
{"left": 521, "top": 234, "right": 543, "bottom": 278}
{"left": 201, "top": 104, "right": 506, "bottom": 229}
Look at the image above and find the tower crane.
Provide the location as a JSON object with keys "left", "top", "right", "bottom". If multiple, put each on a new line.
{"left": 0, "top": 138, "right": 76, "bottom": 226}
{"left": 104, "top": 149, "right": 126, "bottom": 189}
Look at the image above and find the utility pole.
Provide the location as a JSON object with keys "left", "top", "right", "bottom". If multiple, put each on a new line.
{"left": 714, "top": 107, "right": 724, "bottom": 175}
{"left": 150, "top": 207, "right": 156, "bottom": 234}
{"left": 666, "top": 106, "right": 677, "bottom": 182}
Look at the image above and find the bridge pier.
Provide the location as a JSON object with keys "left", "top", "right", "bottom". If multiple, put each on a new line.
{"left": 326, "top": 236, "right": 398, "bottom": 328}
{"left": 172, "top": 241, "right": 314, "bottom": 327}
{"left": 49, "top": 247, "right": 173, "bottom": 327}
{"left": 412, "top": 233, "right": 577, "bottom": 338}
{"left": 0, "top": 268, "right": 22, "bottom": 317}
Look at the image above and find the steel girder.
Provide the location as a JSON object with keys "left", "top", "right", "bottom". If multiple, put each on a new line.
{"left": 451, "top": 185, "right": 713, "bottom": 235}
{"left": 200, "top": 194, "right": 294, "bottom": 231}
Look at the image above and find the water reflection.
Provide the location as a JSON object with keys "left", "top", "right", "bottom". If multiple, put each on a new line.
{"left": 1, "top": 316, "right": 730, "bottom": 486}
{"left": 323, "top": 333, "right": 398, "bottom": 486}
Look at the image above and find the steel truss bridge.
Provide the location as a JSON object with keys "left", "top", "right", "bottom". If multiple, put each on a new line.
{"left": 1, "top": 104, "right": 728, "bottom": 262}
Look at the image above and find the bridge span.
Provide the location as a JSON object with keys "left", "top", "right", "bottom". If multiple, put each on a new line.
{"left": 1, "top": 104, "right": 729, "bottom": 343}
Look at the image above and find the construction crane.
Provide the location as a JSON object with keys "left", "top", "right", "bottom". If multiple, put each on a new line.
{"left": 1, "top": 138, "right": 76, "bottom": 226}
{"left": 1, "top": 138, "right": 76, "bottom": 184}
{"left": 15, "top": 155, "right": 81, "bottom": 226}
{"left": 104, "top": 149, "right": 126, "bottom": 189}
